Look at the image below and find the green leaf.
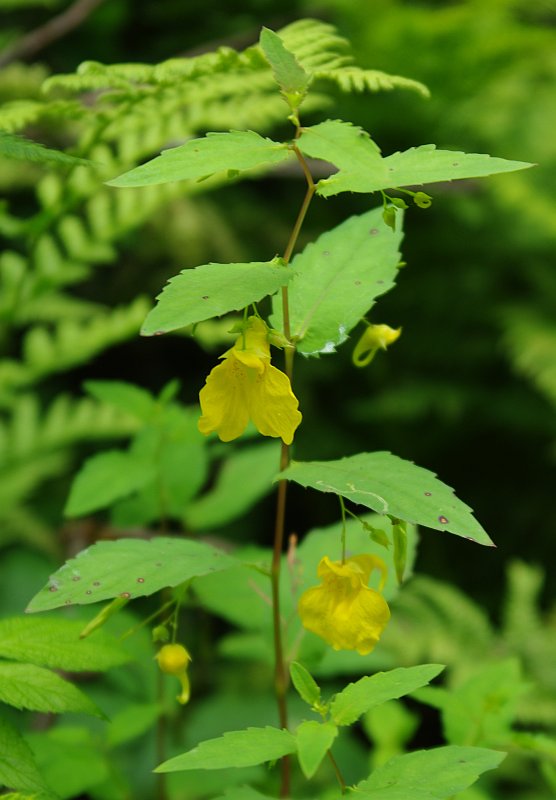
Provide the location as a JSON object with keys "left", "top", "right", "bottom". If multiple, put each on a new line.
{"left": 0, "top": 717, "right": 56, "bottom": 799}
{"left": 26, "top": 536, "right": 236, "bottom": 612}
{"left": 289, "top": 661, "right": 321, "bottom": 708}
{"left": 331, "top": 665, "right": 444, "bottom": 726}
{"left": 107, "top": 130, "right": 292, "bottom": 188}
{"left": 271, "top": 208, "right": 402, "bottom": 355}
{"left": 184, "top": 442, "right": 280, "bottom": 529}
{"left": 142, "top": 260, "right": 293, "bottom": 336}
{"left": 84, "top": 380, "right": 156, "bottom": 422}
{"left": 259, "top": 27, "right": 311, "bottom": 108}
{"left": 0, "top": 130, "right": 92, "bottom": 169}
{"left": 0, "top": 662, "right": 102, "bottom": 716}
{"left": 64, "top": 449, "right": 156, "bottom": 517}
{"left": 353, "top": 745, "right": 505, "bottom": 799}
{"left": 295, "top": 720, "right": 338, "bottom": 779}
{"left": 106, "top": 702, "right": 161, "bottom": 747}
{"left": 298, "top": 121, "right": 533, "bottom": 197}
{"left": 155, "top": 727, "right": 297, "bottom": 772}
{"left": 279, "top": 452, "right": 493, "bottom": 545}
{"left": 212, "top": 789, "right": 275, "bottom": 800}
{"left": 0, "top": 617, "right": 129, "bottom": 671}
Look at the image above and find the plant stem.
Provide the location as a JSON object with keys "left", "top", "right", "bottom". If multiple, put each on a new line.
{"left": 271, "top": 143, "right": 315, "bottom": 798}
{"left": 327, "top": 750, "right": 347, "bottom": 794}
{"left": 339, "top": 496, "right": 347, "bottom": 563}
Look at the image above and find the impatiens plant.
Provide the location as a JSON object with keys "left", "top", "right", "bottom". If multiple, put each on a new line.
{"left": 19, "top": 18, "right": 535, "bottom": 800}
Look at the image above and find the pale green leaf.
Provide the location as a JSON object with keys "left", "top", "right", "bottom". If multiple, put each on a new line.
{"left": 330, "top": 665, "right": 444, "bottom": 726}
{"left": 107, "top": 130, "right": 292, "bottom": 188}
{"left": 0, "top": 662, "right": 102, "bottom": 716}
{"left": 84, "top": 380, "right": 156, "bottom": 422}
{"left": 0, "top": 717, "right": 56, "bottom": 799}
{"left": 0, "top": 617, "right": 129, "bottom": 671}
{"left": 184, "top": 442, "right": 280, "bottom": 529}
{"left": 354, "top": 746, "right": 505, "bottom": 798}
{"left": 155, "top": 727, "right": 297, "bottom": 772}
{"left": 271, "top": 207, "right": 402, "bottom": 355}
{"left": 279, "top": 452, "right": 493, "bottom": 545}
{"left": 26, "top": 537, "right": 236, "bottom": 612}
{"left": 142, "top": 260, "right": 292, "bottom": 336}
{"left": 64, "top": 449, "right": 156, "bottom": 517}
{"left": 106, "top": 702, "right": 161, "bottom": 747}
{"left": 0, "top": 130, "right": 92, "bottom": 169}
{"left": 259, "top": 27, "right": 311, "bottom": 101}
{"left": 289, "top": 661, "right": 321, "bottom": 708}
{"left": 296, "top": 720, "right": 338, "bottom": 778}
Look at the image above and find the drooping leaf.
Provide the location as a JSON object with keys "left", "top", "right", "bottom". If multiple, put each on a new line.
{"left": 271, "top": 208, "right": 402, "bottom": 355}
{"left": 259, "top": 27, "right": 311, "bottom": 109}
{"left": 26, "top": 537, "right": 236, "bottom": 612}
{"left": 0, "top": 130, "right": 92, "bottom": 169}
{"left": 353, "top": 745, "right": 505, "bottom": 799}
{"left": 184, "top": 442, "right": 280, "bottom": 530}
{"left": 289, "top": 661, "right": 321, "bottom": 708}
{"left": 107, "top": 130, "right": 292, "bottom": 188}
{"left": 295, "top": 720, "right": 338, "bottom": 778}
{"left": 0, "top": 717, "right": 56, "bottom": 799}
{"left": 64, "top": 449, "right": 156, "bottom": 517}
{"left": 0, "top": 662, "right": 102, "bottom": 716}
{"left": 0, "top": 617, "right": 129, "bottom": 671}
{"left": 330, "top": 665, "right": 444, "bottom": 726}
{"left": 155, "top": 727, "right": 297, "bottom": 772}
{"left": 279, "top": 452, "right": 493, "bottom": 545}
{"left": 142, "top": 260, "right": 292, "bottom": 336}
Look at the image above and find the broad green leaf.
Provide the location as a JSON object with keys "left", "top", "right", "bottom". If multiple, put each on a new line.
{"left": 64, "top": 449, "right": 156, "bottom": 517}
{"left": 296, "top": 721, "right": 338, "bottom": 779}
{"left": 279, "top": 452, "right": 493, "bottom": 545}
{"left": 26, "top": 537, "right": 236, "bottom": 612}
{"left": 331, "top": 665, "right": 444, "bottom": 726}
{"left": 26, "top": 727, "right": 109, "bottom": 800}
{"left": 297, "top": 120, "right": 532, "bottom": 197}
{"left": 106, "top": 702, "right": 161, "bottom": 747}
{"left": 290, "top": 661, "right": 321, "bottom": 708}
{"left": 0, "top": 662, "right": 102, "bottom": 716}
{"left": 85, "top": 380, "right": 156, "bottom": 422}
{"left": 259, "top": 28, "right": 311, "bottom": 105}
{"left": 107, "top": 130, "right": 291, "bottom": 188}
{"left": 184, "top": 442, "right": 280, "bottom": 530}
{"left": 155, "top": 727, "right": 297, "bottom": 772}
{"left": 271, "top": 208, "right": 402, "bottom": 355}
{"left": 0, "top": 717, "right": 56, "bottom": 799}
{"left": 142, "top": 260, "right": 292, "bottom": 336}
{"left": 0, "top": 617, "right": 129, "bottom": 671}
{"left": 354, "top": 745, "right": 505, "bottom": 798}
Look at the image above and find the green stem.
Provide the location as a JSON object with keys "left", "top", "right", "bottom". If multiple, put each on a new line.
{"left": 339, "top": 496, "right": 347, "bottom": 563}
{"left": 327, "top": 750, "right": 347, "bottom": 794}
{"left": 271, "top": 141, "right": 316, "bottom": 799}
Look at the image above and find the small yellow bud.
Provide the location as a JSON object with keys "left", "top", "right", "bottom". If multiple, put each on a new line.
{"left": 352, "top": 324, "right": 401, "bottom": 368}
{"left": 155, "top": 644, "right": 192, "bottom": 705}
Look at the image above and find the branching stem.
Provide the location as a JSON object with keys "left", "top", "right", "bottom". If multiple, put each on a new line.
{"left": 327, "top": 750, "right": 347, "bottom": 794}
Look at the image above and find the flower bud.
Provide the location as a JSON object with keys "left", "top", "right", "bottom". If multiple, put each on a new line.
{"left": 155, "top": 643, "right": 192, "bottom": 705}
{"left": 382, "top": 205, "right": 397, "bottom": 231}
{"left": 413, "top": 191, "right": 432, "bottom": 208}
{"left": 352, "top": 324, "right": 401, "bottom": 368}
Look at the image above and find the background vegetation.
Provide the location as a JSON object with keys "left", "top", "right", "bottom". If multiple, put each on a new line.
{"left": 1, "top": 1, "right": 555, "bottom": 799}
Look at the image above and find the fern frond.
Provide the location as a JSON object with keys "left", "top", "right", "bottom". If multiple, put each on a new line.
{"left": 316, "top": 66, "right": 430, "bottom": 98}
{"left": 0, "top": 129, "right": 93, "bottom": 167}
{"left": 0, "top": 297, "right": 150, "bottom": 402}
{"left": 0, "top": 99, "right": 85, "bottom": 132}
{"left": 279, "top": 18, "right": 351, "bottom": 72}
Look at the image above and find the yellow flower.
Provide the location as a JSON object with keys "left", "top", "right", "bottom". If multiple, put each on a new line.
{"left": 198, "top": 316, "right": 302, "bottom": 444}
{"left": 298, "top": 555, "right": 391, "bottom": 655}
{"left": 352, "top": 324, "right": 401, "bottom": 367}
{"left": 155, "top": 643, "right": 192, "bottom": 705}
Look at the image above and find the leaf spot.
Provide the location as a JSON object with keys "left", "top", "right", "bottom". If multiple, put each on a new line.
{"left": 49, "top": 585, "right": 58, "bottom": 592}
{"left": 424, "top": 491, "right": 432, "bottom": 496}
{"left": 93, "top": 581, "right": 101, "bottom": 586}
{"left": 120, "top": 592, "right": 131, "bottom": 599}
{"left": 370, "top": 228, "right": 380, "bottom": 235}
{"left": 438, "top": 515, "right": 449, "bottom": 524}
{"left": 202, "top": 295, "right": 209, "bottom": 300}
{"left": 72, "top": 576, "right": 81, "bottom": 581}
{"left": 86, "top": 590, "right": 92, "bottom": 595}
{"left": 322, "top": 250, "right": 330, "bottom": 256}
{"left": 355, "top": 280, "right": 361, "bottom": 286}
{"left": 137, "top": 577, "right": 145, "bottom": 583}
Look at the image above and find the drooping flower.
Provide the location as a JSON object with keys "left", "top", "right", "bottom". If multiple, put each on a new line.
{"left": 155, "top": 643, "right": 192, "bottom": 705}
{"left": 298, "top": 554, "right": 391, "bottom": 655}
{"left": 352, "top": 323, "right": 401, "bottom": 368}
{"left": 198, "top": 316, "right": 302, "bottom": 444}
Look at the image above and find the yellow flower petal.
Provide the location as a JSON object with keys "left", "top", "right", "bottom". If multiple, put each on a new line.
{"left": 299, "top": 555, "right": 391, "bottom": 655}
{"left": 198, "top": 316, "right": 302, "bottom": 444}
